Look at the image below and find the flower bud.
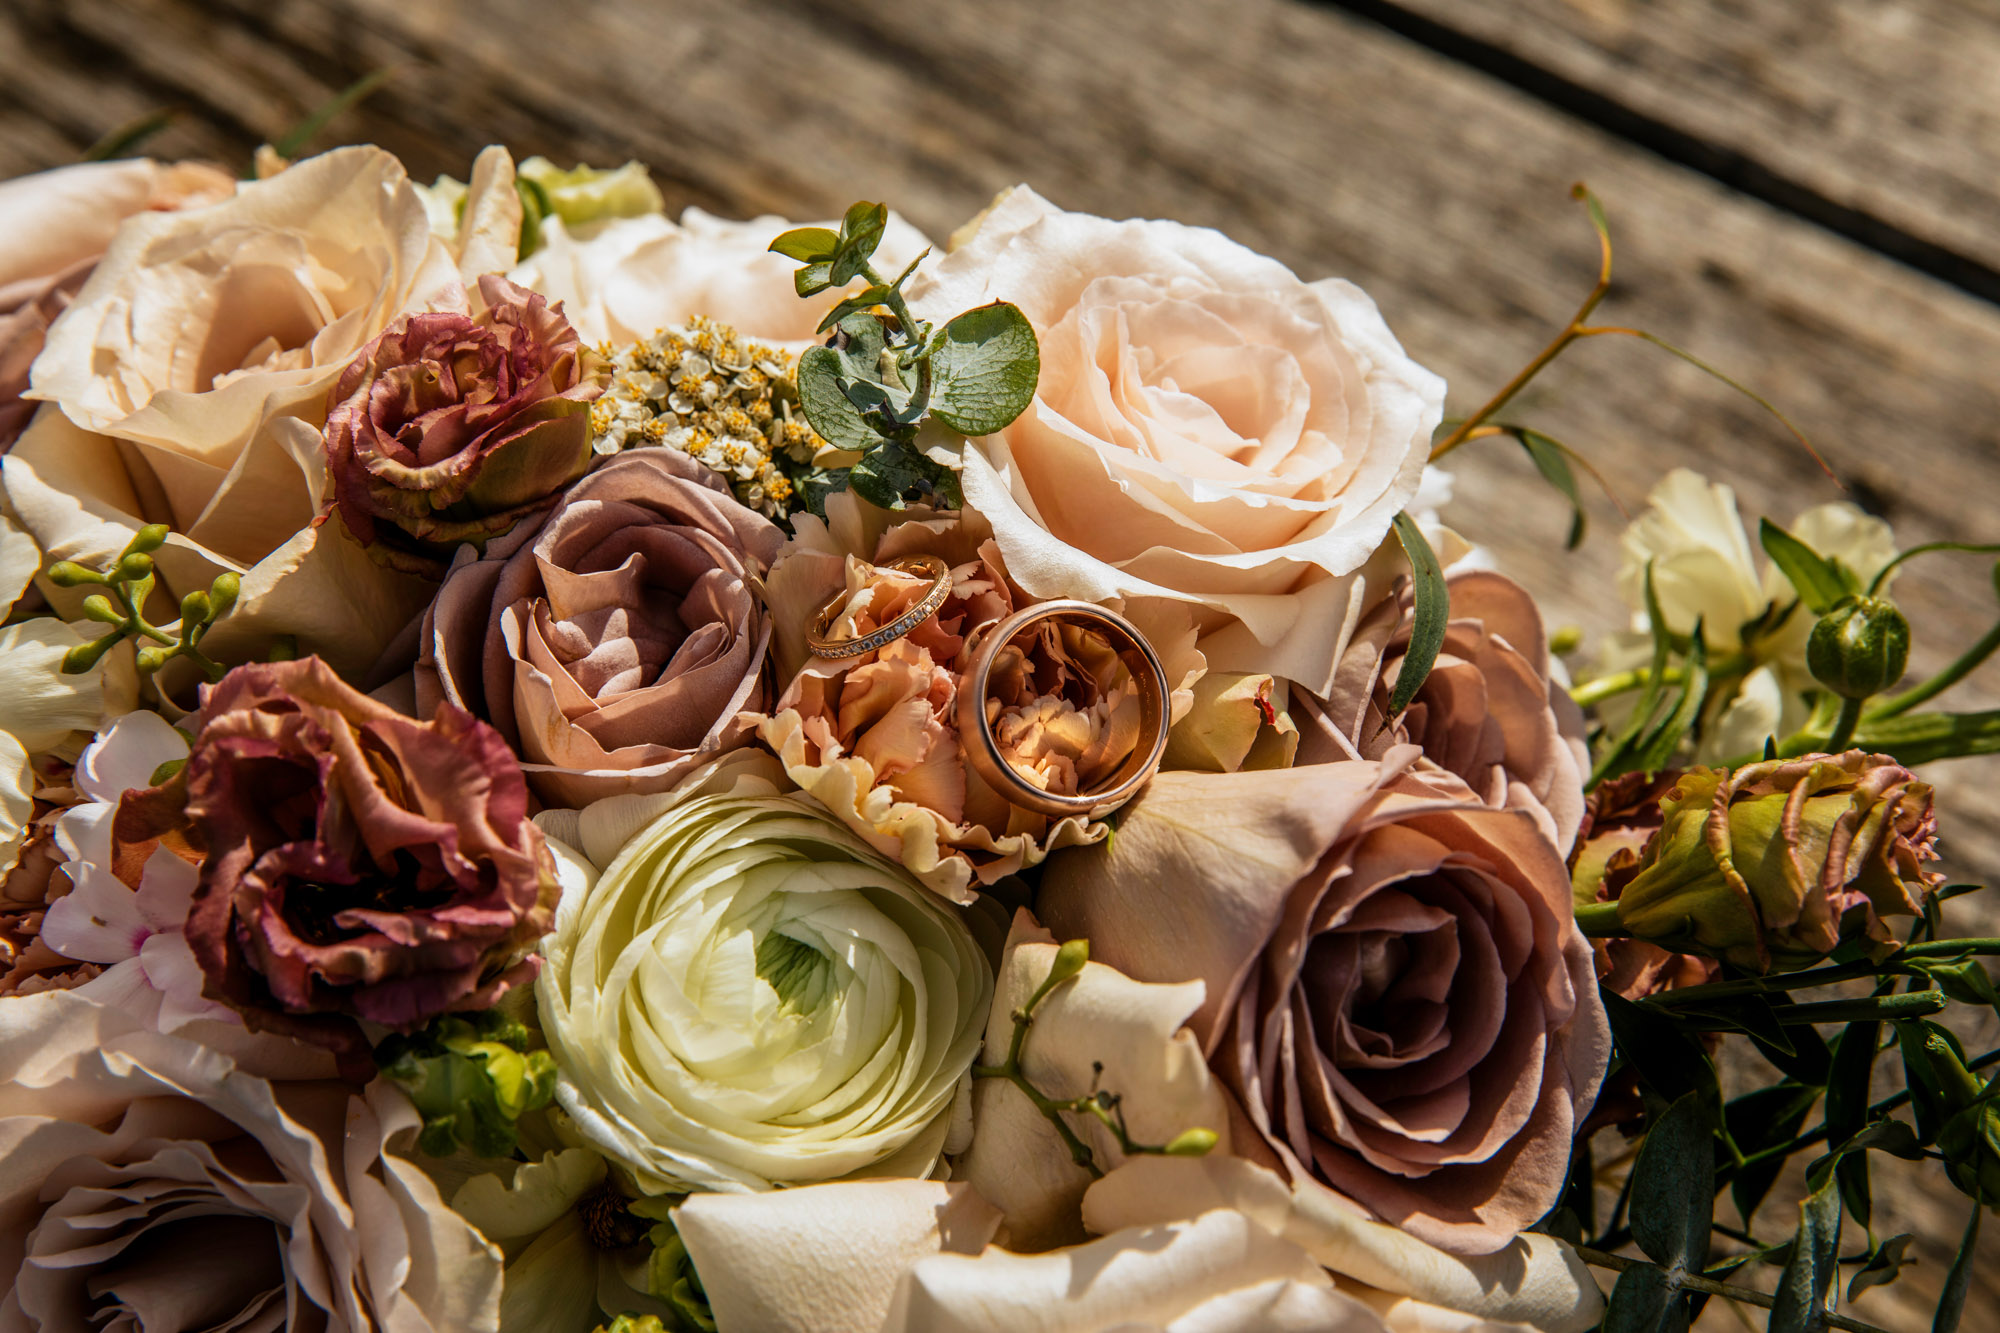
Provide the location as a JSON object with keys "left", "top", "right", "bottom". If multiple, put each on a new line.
{"left": 1807, "top": 595, "right": 1910, "bottom": 699}
{"left": 61, "top": 634, "right": 118, "bottom": 675}
{"left": 123, "top": 523, "right": 171, "bottom": 555}
{"left": 179, "top": 590, "right": 211, "bottom": 624}
{"left": 79, "top": 593, "right": 122, "bottom": 625}
{"left": 115, "top": 551, "right": 154, "bottom": 582}
{"left": 133, "top": 645, "right": 172, "bottom": 674}
{"left": 206, "top": 571, "right": 241, "bottom": 619}
{"left": 44, "top": 560, "right": 104, "bottom": 588}
{"left": 1163, "top": 1126, "right": 1220, "bottom": 1157}
{"left": 1046, "top": 937, "right": 1091, "bottom": 991}
{"left": 1613, "top": 752, "right": 1942, "bottom": 972}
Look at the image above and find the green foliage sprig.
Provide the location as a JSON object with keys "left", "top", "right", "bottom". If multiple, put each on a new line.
{"left": 48, "top": 524, "right": 239, "bottom": 682}
{"left": 971, "top": 939, "right": 1218, "bottom": 1180}
{"left": 374, "top": 1010, "right": 558, "bottom": 1159}
{"left": 769, "top": 202, "right": 1041, "bottom": 514}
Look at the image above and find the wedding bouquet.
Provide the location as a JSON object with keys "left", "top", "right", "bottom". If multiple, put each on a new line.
{"left": 0, "top": 135, "right": 1994, "bottom": 1333}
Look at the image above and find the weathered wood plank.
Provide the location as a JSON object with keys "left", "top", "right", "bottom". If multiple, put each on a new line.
{"left": 1365, "top": 0, "right": 2000, "bottom": 292}
{"left": 1, "top": 3, "right": 1997, "bottom": 1319}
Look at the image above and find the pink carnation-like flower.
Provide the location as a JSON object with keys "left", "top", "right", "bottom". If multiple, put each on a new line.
{"left": 323, "top": 273, "right": 606, "bottom": 575}
{"left": 177, "top": 657, "right": 558, "bottom": 1064}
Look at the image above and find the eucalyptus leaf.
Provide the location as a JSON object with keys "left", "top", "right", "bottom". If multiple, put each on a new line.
{"left": 816, "top": 283, "right": 896, "bottom": 335}
{"left": 794, "top": 261, "right": 836, "bottom": 298}
{"left": 1727, "top": 1084, "right": 1820, "bottom": 1223}
{"left": 796, "top": 346, "right": 882, "bottom": 455}
{"left": 1604, "top": 992, "right": 1727, "bottom": 1132}
{"left": 1933, "top": 1204, "right": 1981, "bottom": 1333}
{"left": 1760, "top": 518, "right": 1852, "bottom": 613}
{"left": 1601, "top": 1263, "right": 1686, "bottom": 1333}
{"left": 929, "top": 302, "right": 1042, "bottom": 436}
{"left": 829, "top": 201, "right": 888, "bottom": 286}
{"left": 769, "top": 226, "right": 842, "bottom": 262}
{"left": 1768, "top": 1171, "right": 1841, "bottom": 1333}
{"left": 1847, "top": 1233, "right": 1914, "bottom": 1302}
{"left": 849, "top": 437, "right": 963, "bottom": 511}
{"left": 1386, "top": 512, "right": 1448, "bottom": 719}
{"left": 1826, "top": 1021, "right": 1884, "bottom": 1228}
{"left": 1630, "top": 1093, "right": 1713, "bottom": 1272}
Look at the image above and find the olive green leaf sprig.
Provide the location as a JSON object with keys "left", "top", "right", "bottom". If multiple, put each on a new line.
{"left": 47, "top": 524, "right": 239, "bottom": 683}
{"left": 768, "top": 202, "right": 1041, "bottom": 514}
{"left": 373, "top": 1010, "right": 558, "bottom": 1159}
{"left": 971, "top": 939, "right": 1218, "bottom": 1180}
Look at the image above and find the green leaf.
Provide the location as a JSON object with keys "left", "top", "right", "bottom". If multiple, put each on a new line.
{"left": 1630, "top": 1094, "right": 1714, "bottom": 1272}
{"left": 829, "top": 201, "right": 888, "bottom": 286}
{"left": 1933, "top": 1204, "right": 1981, "bottom": 1333}
{"left": 769, "top": 226, "right": 842, "bottom": 262}
{"left": 1825, "top": 1021, "right": 1883, "bottom": 1228}
{"left": 1727, "top": 1083, "right": 1820, "bottom": 1222}
{"left": 815, "top": 283, "right": 896, "bottom": 335}
{"left": 1851, "top": 707, "right": 2000, "bottom": 766}
{"left": 1386, "top": 512, "right": 1449, "bottom": 718}
{"left": 1768, "top": 1169, "right": 1842, "bottom": 1333}
{"left": 1604, "top": 992, "right": 1725, "bottom": 1127}
{"left": 272, "top": 66, "right": 398, "bottom": 161}
{"left": 794, "top": 261, "right": 836, "bottom": 298}
{"left": 82, "top": 107, "right": 178, "bottom": 163}
{"left": 1847, "top": 1233, "right": 1914, "bottom": 1302}
{"left": 1601, "top": 1263, "right": 1686, "bottom": 1333}
{"left": 1760, "top": 518, "right": 1851, "bottom": 613}
{"left": 1514, "top": 427, "right": 1587, "bottom": 549}
{"left": 928, "top": 302, "right": 1042, "bottom": 436}
{"left": 373, "top": 1010, "right": 557, "bottom": 1159}
{"left": 796, "top": 346, "right": 882, "bottom": 456}
{"left": 849, "top": 437, "right": 963, "bottom": 512}
{"left": 799, "top": 467, "right": 850, "bottom": 520}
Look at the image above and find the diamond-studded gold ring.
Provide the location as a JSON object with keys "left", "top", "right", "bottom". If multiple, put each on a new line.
{"left": 804, "top": 555, "right": 953, "bottom": 659}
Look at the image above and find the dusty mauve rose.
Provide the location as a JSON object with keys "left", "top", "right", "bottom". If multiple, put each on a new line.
{"left": 1039, "top": 751, "right": 1610, "bottom": 1253}
{"left": 0, "top": 159, "right": 234, "bottom": 450}
{"left": 1298, "top": 569, "right": 1589, "bottom": 854}
{"left": 418, "top": 447, "right": 784, "bottom": 806}
{"left": 0, "top": 988, "right": 500, "bottom": 1331}
{"left": 180, "top": 657, "right": 557, "bottom": 1057}
{"left": 905, "top": 186, "right": 1444, "bottom": 693}
{"left": 1610, "top": 750, "right": 1943, "bottom": 972}
{"left": 757, "top": 493, "right": 1202, "bottom": 902}
{"left": 323, "top": 274, "right": 607, "bottom": 575}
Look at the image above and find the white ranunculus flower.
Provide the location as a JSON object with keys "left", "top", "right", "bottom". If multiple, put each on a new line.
{"left": 534, "top": 754, "right": 993, "bottom": 1194}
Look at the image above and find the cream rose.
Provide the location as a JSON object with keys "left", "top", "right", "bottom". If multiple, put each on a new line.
{"left": 5, "top": 145, "right": 522, "bottom": 675}
{"left": 514, "top": 206, "right": 930, "bottom": 348}
{"left": 907, "top": 187, "right": 1444, "bottom": 693}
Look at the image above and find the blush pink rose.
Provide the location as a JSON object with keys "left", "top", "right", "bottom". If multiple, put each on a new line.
{"left": 1038, "top": 751, "right": 1610, "bottom": 1253}
{"left": 908, "top": 187, "right": 1444, "bottom": 693}
{"left": 0, "top": 159, "right": 234, "bottom": 449}
{"left": 417, "top": 447, "right": 786, "bottom": 806}
{"left": 1298, "top": 569, "right": 1589, "bottom": 854}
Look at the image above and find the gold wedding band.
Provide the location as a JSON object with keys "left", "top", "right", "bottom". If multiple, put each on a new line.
{"left": 954, "top": 600, "right": 1170, "bottom": 819}
{"left": 804, "top": 554, "right": 953, "bottom": 659}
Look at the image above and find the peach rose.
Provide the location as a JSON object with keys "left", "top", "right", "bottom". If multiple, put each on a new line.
{"left": 1298, "top": 569, "right": 1589, "bottom": 853}
{"left": 1039, "top": 752, "right": 1610, "bottom": 1253}
{"left": 907, "top": 187, "right": 1444, "bottom": 693}
{"left": 757, "top": 493, "right": 1202, "bottom": 902}
{"left": 513, "top": 206, "right": 930, "bottom": 348}
{"left": 4, "top": 146, "right": 523, "bottom": 676}
{"left": 418, "top": 448, "right": 785, "bottom": 806}
{"left": 0, "top": 159, "right": 234, "bottom": 449}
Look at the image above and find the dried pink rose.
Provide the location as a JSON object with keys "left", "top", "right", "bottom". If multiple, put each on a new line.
{"left": 1039, "top": 752, "right": 1610, "bottom": 1254}
{"left": 1299, "top": 569, "right": 1588, "bottom": 854}
{"left": 417, "top": 447, "right": 785, "bottom": 807}
{"left": 323, "top": 273, "right": 607, "bottom": 575}
{"left": 177, "top": 657, "right": 557, "bottom": 1062}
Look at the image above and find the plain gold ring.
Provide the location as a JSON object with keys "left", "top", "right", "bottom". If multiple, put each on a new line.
{"left": 804, "top": 554, "right": 953, "bottom": 659}
{"left": 954, "top": 599, "right": 1170, "bottom": 819}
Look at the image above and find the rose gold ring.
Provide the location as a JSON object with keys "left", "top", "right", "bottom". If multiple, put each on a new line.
{"left": 804, "top": 554, "right": 952, "bottom": 659}
{"left": 954, "top": 600, "right": 1170, "bottom": 819}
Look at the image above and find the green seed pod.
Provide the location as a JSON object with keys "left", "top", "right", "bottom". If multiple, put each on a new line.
{"left": 124, "top": 523, "right": 171, "bottom": 555}
{"left": 79, "top": 593, "right": 122, "bottom": 625}
{"left": 44, "top": 560, "right": 105, "bottom": 588}
{"left": 134, "top": 645, "right": 173, "bottom": 675}
{"left": 61, "top": 634, "right": 119, "bottom": 675}
{"left": 1163, "top": 1126, "right": 1220, "bottom": 1157}
{"left": 1807, "top": 595, "right": 1910, "bottom": 700}
{"left": 115, "top": 552, "right": 155, "bottom": 582}
{"left": 180, "top": 590, "right": 212, "bottom": 625}
{"left": 207, "top": 570, "right": 241, "bottom": 619}
{"left": 1047, "top": 937, "right": 1091, "bottom": 990}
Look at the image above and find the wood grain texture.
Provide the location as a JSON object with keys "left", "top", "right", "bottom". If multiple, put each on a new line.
{"left": 2, "top": 0, "right": 1997, "bottom": 1324}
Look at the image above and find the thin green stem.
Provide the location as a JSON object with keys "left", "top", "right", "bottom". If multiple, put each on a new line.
{"left": 1572, "top": 1249, "right": 1892, "bottom": 1332}
{"left": 1825, "top": 696, "right": 1865, "bottom": 752}
{"left": 1865, "top": 618, "right": 2000, "bottom": 719}
{"left": 1641, "top": 959, "right": 1880, "bottom": 1007}
{"left": 1573, "top": 666, "right": 1682, "bottom": 709}
{"left": 1575, "top": 901, "right": 1625, "bottom": 938}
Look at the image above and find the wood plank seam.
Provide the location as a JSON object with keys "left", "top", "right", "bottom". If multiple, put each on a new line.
{"left": 1313, "top": 0, "right": 2000, "bottom": 308}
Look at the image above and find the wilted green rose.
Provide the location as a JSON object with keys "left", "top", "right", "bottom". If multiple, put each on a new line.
{"left": 518, "top": 156, "right": 664, "bottom": 230}
{"left": 536, "top": 756, "right": 993, "bottom": 1194}
{"left": 1613, "top": 751, "right": 1942, "bottom": 971}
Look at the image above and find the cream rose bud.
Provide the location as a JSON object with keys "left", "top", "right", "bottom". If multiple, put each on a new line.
{"left": 907, "top": 187, "right": 1444, "bottom": 693}
{"left": 534, "top": 754, "right": 993, "bottom": 1193}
